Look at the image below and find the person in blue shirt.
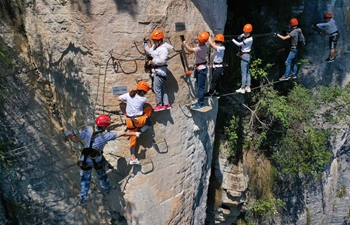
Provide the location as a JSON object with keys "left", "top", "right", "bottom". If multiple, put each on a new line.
{"left": 65, "top": 115, "right": 138, "bottom": 205}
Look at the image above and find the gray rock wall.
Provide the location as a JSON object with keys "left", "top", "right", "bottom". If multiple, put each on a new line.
{"left": 0, "top": 0, "right": 226, "bottom": 224}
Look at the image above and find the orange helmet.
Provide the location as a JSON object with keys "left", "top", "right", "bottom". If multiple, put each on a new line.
{"left": 95, "top": 115, "right": 111, "bottom": 127}
{"left": 290, "top": 18, "right": 298, "bottom": 27}
{"left": 151, "top": 30, "right": 164, "bottom": 40}
{"left": 243, "top": 24, "right": 253, "bottom": 33}
{"left": 214, "top": 34, "right": 225, "bottom": 42}
{"left": 136, "top": 80, "right": 150, "bottom": 92}
{"left": 198, "top": 32, "right": 209, "bottom": 43}
{"left": 324, "top": 13, "right": 332, "bottom": 18}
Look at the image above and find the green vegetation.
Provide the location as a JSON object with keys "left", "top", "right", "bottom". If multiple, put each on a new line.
{"left": 225, "top": 59, "right": 333, "bottom": 178}
{"left": 250, "top": 198, "right": 285, "bottom": 218}
{"left": 221, "top": 57, "right": 350, "bottom": 223}
{"left": 249, "top": 58, "right": 274, "bottom": 80}
{"left": 245, "top": 151, "right": 285, "bottom": 223}
{"left": 224, "top": 115, "right": 245, "bottom": 155}
{"left": 337, "top": 187, "right": 346, "bottom": 198}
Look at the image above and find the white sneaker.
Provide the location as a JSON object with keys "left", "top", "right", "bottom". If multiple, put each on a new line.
{"left": 130, "top": 158, "right": 140, "bottom": 165}
{"left": 245, "top": 87, "right": 251, "bottom": 93}
{"left": 235, "top": 88, "right": 245, "bottom": 94}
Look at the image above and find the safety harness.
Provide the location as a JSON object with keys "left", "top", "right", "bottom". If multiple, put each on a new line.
{"left": 77, "top": 130, "right": 104, "bottom": 171}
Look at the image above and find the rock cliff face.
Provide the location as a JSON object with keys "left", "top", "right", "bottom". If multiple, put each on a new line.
{"left": 0, "top": 0, "right": 226, "bottom": 224}
{"left": 1, "top": 0, "right": 350, "bottom": 224}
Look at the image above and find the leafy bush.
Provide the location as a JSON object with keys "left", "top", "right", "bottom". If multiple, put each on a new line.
{"left": 249, "top": 198, "right": 285, "bottom": 218}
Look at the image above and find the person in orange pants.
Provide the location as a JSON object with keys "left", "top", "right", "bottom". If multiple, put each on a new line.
{"left": 118, "top": 80, "right": 153, "bottom": 165}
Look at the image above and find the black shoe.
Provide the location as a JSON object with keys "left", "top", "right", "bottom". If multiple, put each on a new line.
{"left": 325, "top": 58, "right": 334, "bottom": 62}
{"left": 290, "top": 74, "right": 297, "bottom": 79}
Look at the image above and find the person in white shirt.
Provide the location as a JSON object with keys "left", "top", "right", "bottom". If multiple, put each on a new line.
{"left": 144, "top": 30, "right": 173, "bottom": 112}
{"left": 206, "top": 34, "right": 226, "bottom": 96}
{"left": 118, "top": 81, "right": 153, "bottom": 165}
{"left": 232, "top": 24, "right": 253, "bottom": 94}
{"left": 313, "top": 13, "right": 339, "bottom": 62}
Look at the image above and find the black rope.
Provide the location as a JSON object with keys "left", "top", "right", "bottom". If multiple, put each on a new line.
{"left": 311, "top": 25, "right": 326, "bottom": 37}
{"left": 273, "top": 36, "right": 286, "bottom": 52}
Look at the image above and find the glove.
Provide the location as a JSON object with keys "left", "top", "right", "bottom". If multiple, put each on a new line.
{"left": 237, "top": 34, "right": 244, "bottom": 41}
{"left": 135, "top": 132, "right": 141, "bottom": 138}
{"left": 180, "top": 35, "right": 185, "bottom": 42}
{"left": 64, "top": 130, "right": 72, "bottom": 136}
{"left": 272, "top": 32, "right": 277, "bottom": 37}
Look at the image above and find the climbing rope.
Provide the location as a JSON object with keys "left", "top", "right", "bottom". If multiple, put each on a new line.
{"left": 224, "top": 33, "right": 272, "bottom": 39}
{"left": 219, "top": 78, "right": 295, "bottom": 97}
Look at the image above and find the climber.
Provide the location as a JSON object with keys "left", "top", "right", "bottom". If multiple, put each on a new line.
{"left": 312, "top": 13, "right": 339, "bottom": 62}
{"left": 144, "top": 29, "right": 173, "bottom": 112}
{"left": 117, "top": 80, "right": 153, "bottom": 165}
{"left": 276, "top": 18, "right": 305, "bottom": 80}
{"left": 232, "top": 24, "right": 253, "bottom": 93}
{"left": 183, "top": 31, "right": 209, "bottom": 109}
{"left": 205, "top": 33, "right": 226, "bottom": 97}
{"left": 65, "top": 115, "right": 139, "bottom": 205}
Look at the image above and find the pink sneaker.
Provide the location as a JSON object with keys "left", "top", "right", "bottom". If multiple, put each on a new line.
{"left": 153, "top": 105, "right": 165, "bottom": 112}
{"left": 164, "top": 104, "right": 172, "bottom": 110}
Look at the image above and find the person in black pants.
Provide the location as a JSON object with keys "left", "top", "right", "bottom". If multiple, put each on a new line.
{"left": 206, "top": 34, "right": 226, "bottom": 96}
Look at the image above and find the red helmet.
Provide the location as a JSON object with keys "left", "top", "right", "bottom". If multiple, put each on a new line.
{"left": 95, "top": 115, "right": 111, "bottom": 127}
{"left": 290, "top": 18, "right": 298, "bottom": 27}
{"left": 324, "top": 13, "right": 332, "bottom": 18}
{"left": 136, "top": 80, "right": 150, "bottom": 92}
{"left": 198, "top": 32, "right": 209, "bottom": 43}
{"left": 214, "top": 34, "right": 225, "bottom": 42}
{"left": 243, "top": 24, "right": 253, "bottom": 33}
{"left": 151, "top": 30, "right": 164, "bottom": 40}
